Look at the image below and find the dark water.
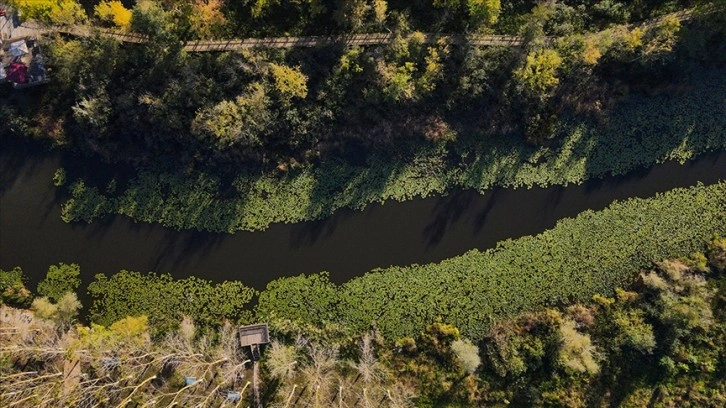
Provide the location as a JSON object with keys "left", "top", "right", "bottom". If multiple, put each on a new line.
{"left": 1, "top": 139, "right": 725, "bottom": 292}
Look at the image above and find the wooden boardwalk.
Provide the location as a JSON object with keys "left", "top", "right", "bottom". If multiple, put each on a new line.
{"left": 50, "top": 27, "right": 527, "bottom": 51}
{"left": 9, "top": 7, "right": 706, "bottom": 53}
{"left": 181, "top": 33, "right": 526, "bottom": 52}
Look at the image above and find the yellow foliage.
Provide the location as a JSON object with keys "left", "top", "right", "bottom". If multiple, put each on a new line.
{"left": 409, "top": 31, "right": 426, "bottom": 46}
{"left": 615, "top": 288, "right": 638, "bottom": 303}
{"left": 624, "top": 27, "right": 644, "bottom": 50}
{"left": 11, "top": 0, "right": 86, "bottom": 25}
{"left": 582, "top": 37, "right": 602, "bottom": 65}
{"left": 514, "top": 48, "right": 562, "bottom": 95}
{"left": 372, "top": 0, "right": 387, "bottom": 25}
{"left": 642, "top": 15, "right": 681, "bottom": 56}
{"left": 191, "top": 0, "right": 227, "bottom": 38}
{"left": 417, "top": 46, "right": 445, "bottom": 93}
{"left": 269, "top": 64, "right": 309, "bottom": 100}
{"left": 110, "top": 315, "right": 150, "bottom": 339}
{"left": 76, "top": 315, "right": 150, "bottom": 351}
{"left": 592, "top": 294, "right": 615, "bottom": 307}
{"left": 337, "top": 48, "right": 364, "bottom": 74}
{"left": 95, "top": 1, "right": 132, "bottom": 30}
{"left": 468, "top": 0, "right": 501, "bottom": 26}
{"left": 382, "top": 61, "right": 416, "bottom": 101}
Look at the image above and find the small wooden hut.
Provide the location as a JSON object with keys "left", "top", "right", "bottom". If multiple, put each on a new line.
{"left": 238, "top": 323, "right": 269, "bottom": 361}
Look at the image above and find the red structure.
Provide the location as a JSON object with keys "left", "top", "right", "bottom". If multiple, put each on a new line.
{"left": 6, "top": 62, "right": 27, "bottom": 84}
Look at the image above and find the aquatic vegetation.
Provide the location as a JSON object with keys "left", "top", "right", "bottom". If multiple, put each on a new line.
{"left": 59, "top": 69, "right": 726, "bottom": 232}
{"left": 258, "top": 181, "right": 726, "bottom": 338}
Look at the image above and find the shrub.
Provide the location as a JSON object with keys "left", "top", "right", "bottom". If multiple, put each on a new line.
{"left": 87, "top": 271, "right": 256, "bottom": 331}
{"left": 0, "top": 267, "right": 32, "bottom": 307}
{"left": 37, "top": 263, "right": 81, "bottom": 302}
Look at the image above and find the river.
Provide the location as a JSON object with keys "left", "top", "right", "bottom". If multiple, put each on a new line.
{"left": 1, "top": 139, "right": 725, "bottom": 292}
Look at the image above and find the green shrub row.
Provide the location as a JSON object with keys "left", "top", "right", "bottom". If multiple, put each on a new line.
{"left": 60, "top": 69, "right": 726, "bottom": 232}
{"left": 256, "top": 181, "right": 726, "bottom": 339}
{"left": 86, "top": 271, "right": 256, "bottom": 331}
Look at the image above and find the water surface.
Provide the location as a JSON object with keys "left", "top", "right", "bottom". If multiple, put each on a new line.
{"left": 1, "top": 140, "right": 724, "bottom": 290}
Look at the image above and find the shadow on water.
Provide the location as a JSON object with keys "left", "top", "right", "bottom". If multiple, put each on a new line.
{"left": 2, "top": 133, "right": 726, "bottom": 292}
{"left": 151, "top": 229, "right": 228, "bottom": 275}
{"left": 0, "top": 138, "right": 53, "bottom": 194}
{"left": 423, "top": 190, "right": 476, "bottom": 248}
{"left": 472, "top": 189, "right": 500, "bottom": 235}
{"left": 289, "top": 207, "right": 353, "bottom": 249}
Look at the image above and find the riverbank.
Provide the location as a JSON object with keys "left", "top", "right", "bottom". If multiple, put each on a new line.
{"left": 32, "top": 181, "right": 726, "bottom": 339}
{"left": 58, "top": 67, "right": 726, "bottom": 233}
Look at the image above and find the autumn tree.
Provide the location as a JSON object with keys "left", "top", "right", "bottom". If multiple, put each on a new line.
{"left": 192, "top": 82, "right": 272, "bottom": 149}
{"left": 269, "top": 63, "right": 309, "bottom": 101}
{"left": 188, "top": 0, "right": 227, "bottom": 39}
{"left": 95, "top": 1, "right": 133, "bottom": 30}
{"left": 514, "top": 48, "right": 563, "bottom": 98}
{"left": 451, "top": 339, "right": 481, "bottom": 374}
{"left": 10, "top": 0, "right": 87, "bottom": 25}
{"left": 557, "top": 318, "right": 599, "bottom": 375}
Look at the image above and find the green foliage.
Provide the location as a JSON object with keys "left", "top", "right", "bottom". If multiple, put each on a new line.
{"left": 52, "top": 168, "right": 66, "bottom": 187}
{"left": 381, "top": 61, "right": 416, "bottom": 101}
{"left": 0, "top": 267, "right": 32, "bottom": 307}
{"left": 58, "top": 68, "right": 726, "bottom": 233}
{"left": 130, "top": 0, "right": 177, "bottom": 40}
{"left": 477, "top": 254, "right": 725, "bottom": 406}
{"left": 256, "top": 272, "right": 340, "bottom": 324}
{"left": 388, "top": 322, "right": 476, "bottom": 404}
{"left": 87, "top": 270, "right": 256, "bottom": 331}
{"left": 61, "top": 180, "right": 113, "bottom": 223}
{"left": 261, "top": 182, "right": 726, "bottom": 339}
{"left": 612, "top": 309, "right": 656, "bottom": 353}
{"left": 707, "top": 237, "right": 726, "bottom": 272}
{"left": 3, "top": 248, "right": 723, "bottom": 407}
{"left": 191, "top": 82, "right": 271, "bottom": 148}
{"left": 468, "top": 0, "right": 501, "bottom": 26}
{"left": 37, "top": 262, "right": 81, "bottom": 302}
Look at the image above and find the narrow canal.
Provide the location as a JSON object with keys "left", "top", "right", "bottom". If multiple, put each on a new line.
{"left": 2, "top": 139, "right": 725, "bottom": 290}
